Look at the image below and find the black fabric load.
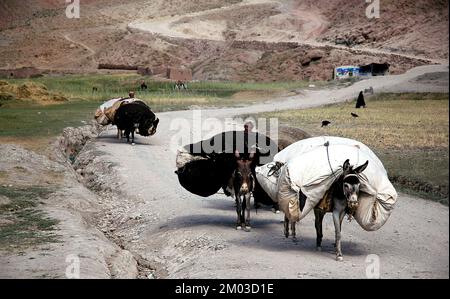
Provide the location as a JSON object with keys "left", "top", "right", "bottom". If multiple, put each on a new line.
{"left": 176, "top": 131, "right": 279, "bottom": 198}
{"left": 114, "top": 101, "right": 158, "bottom": 136}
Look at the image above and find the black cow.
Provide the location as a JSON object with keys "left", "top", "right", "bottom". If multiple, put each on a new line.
{"left": 113, "top": 101, "right": 159, "bottom": 144}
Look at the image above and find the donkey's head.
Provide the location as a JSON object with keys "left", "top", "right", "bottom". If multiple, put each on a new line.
{"left": 341, "top": 159, "right": 369, "bottom": 209}
{"left": 139, "top": 117, "right": 159, "bottom": 136}
{"left": 233, "top": 150, "right": 255, "bottom": 195}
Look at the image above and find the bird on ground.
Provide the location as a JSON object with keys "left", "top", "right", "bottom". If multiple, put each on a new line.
{"left": 321, "top": 120, "right": 331, "bottom": 127}
{"left": 351, "top": 112, "right": 359, "bottom": 118}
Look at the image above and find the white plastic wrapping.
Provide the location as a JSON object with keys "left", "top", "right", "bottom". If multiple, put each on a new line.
{"left": 256, "top": 136, "right": 398, "bottom": 231}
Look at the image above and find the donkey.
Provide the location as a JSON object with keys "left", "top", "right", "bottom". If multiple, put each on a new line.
{"left": 174, "top": 80, "right": 187, "bottom": 90}
{"left": 313, "top": 159, "right": 368, "bottom": 261}
{"left": 226, "top": 150, "right": 255, "bottom": 231}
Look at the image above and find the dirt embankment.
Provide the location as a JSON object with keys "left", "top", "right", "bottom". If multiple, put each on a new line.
{"left": 0, "top": 125, "right": 146, "bottom": 279}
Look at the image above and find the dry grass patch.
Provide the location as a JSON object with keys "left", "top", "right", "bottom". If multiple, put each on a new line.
{"left": 256, "top": 93, "right": 449, "bottom": 203}
{"left": 264, "top": 93, "right": 449, "bottom": 151}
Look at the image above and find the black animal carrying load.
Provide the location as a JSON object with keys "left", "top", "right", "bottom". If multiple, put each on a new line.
{"left": 176, "top": 131, "right": 279, "bottom": 199}
{"left": 114, "top": 101, "right": 159, "bottom": 137}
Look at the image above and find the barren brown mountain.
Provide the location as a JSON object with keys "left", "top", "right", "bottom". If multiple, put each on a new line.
{"left": 0, "top": 0, "right": 448, "bottom": 81}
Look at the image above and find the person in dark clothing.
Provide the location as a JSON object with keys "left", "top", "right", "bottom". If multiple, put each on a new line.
{"left": 356, "top": 91, "right": 366, "bottom": 108}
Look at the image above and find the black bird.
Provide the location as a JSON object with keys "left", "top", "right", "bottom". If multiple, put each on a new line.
{"left": 351, "top": 113, "right": 359, "bottom": 118}
{"left": 321, "top": 120, "right": 331, "bottom": 127}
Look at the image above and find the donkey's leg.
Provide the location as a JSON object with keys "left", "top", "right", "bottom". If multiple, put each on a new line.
{"left": 235, "top": 194, "right": 242, "bottom": 230}
{"left": 240, "top": 195, "right": 247, "bottom": 230}
{"left": 291, "top": 221, "right": 297, "bottom": 241}
{"left": 284, "top": 215, "right": 290, "bottom": 238}
{"left": 125, "top": 130, "right": 130, "bottom": 143}
{"left": 244, "top": 194, "right": 251, "bottom": 231}
{"left": 272, "top": 203, "right": 280, "bottom": 214}
{"left": 314, "top": 209, "right": 325, "bottom": 251}
{"left": 332, "top": 204, "right": 346, "bottom": 261}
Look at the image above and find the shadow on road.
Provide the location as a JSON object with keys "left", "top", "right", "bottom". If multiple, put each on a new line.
{"left": 97, "top": 133, "right": 158, "bottom": 146}
{"left": 159, "top": 214, "right": 280, "bottom": 231}
{"left": 156, "top": 212, "right": 368, "bottom": 258}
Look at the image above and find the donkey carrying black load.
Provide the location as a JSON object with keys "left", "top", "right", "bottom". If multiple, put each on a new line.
{"left": 224, "top": 150, "right": 256, "bottom": 231}
{"left": 175, "top": 131, "right": 279, "bottom": 231}
{"left": 94, "top": 98, "right": 160, "bottom": 145}
{"left": 114, "top": 101, "right": 159, "bottom": 144}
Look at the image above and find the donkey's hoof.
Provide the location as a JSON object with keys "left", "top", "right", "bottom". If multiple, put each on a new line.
{"left": 336, "top": 255, "right": 344, "bottom": 262}
{"left": 236, "top": 226, "right": 242, "bottom": 230}
{"left": 244, "top": 226, "right": 252, "bottom": 232}
{"left": 316, "top": 247, "right": 322, "bottom": 252}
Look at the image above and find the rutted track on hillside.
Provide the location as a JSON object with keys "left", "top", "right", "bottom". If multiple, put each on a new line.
{"left": 128, "top": 0, "right": 442, "bottom": 64}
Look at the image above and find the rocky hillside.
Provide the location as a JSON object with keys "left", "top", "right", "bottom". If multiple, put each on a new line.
{"left": 0, "top": 0, "right": 447, "bottom": 81}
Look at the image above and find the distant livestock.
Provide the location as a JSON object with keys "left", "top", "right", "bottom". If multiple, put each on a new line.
{"left": 174, "top": 80, "right": 187, "bottom": 90}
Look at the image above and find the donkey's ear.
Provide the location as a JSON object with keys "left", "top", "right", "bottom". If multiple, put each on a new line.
{"left": 354, "top": 160, "right": 369, "bottom": 174}
{"left": 343, "top": 159, "right": 351, "bottom": 172}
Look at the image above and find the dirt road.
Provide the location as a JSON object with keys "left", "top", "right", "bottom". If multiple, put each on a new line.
{"left": 86, "top": 64, "right": 448, "bottom": 278}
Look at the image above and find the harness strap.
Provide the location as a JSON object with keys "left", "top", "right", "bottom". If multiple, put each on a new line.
{"left": 324, "top": 141, "right": 335, "bottom": 175}
{"left": 268, "top": 162, "right": 284, "bottom": 177}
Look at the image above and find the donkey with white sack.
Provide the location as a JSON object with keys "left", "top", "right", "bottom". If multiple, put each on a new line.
{"left": 256, "top": 136, "right": 397, "bottom": 260}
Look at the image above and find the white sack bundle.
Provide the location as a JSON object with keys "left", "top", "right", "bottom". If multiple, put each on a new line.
{"left": 95, "top": 98, "right": 139, "bottom": 126}
{"left": 256, "top": 136, "right": 397, "bottom": 231}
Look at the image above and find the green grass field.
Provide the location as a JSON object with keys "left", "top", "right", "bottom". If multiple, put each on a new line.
{"left": 254, "top": 93, "right": 449, "bottom": 203}
{"left": 0, "top": 101, "right": 99, "bottom": 138}
{"left": 4, "top": 73, "right": 322, "bottom": 105}
{"left": 0, "top": 73, "right": 326, "bottom": 150}
{"left": 0, "top": 186, "right": 60, "bottom": 251}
